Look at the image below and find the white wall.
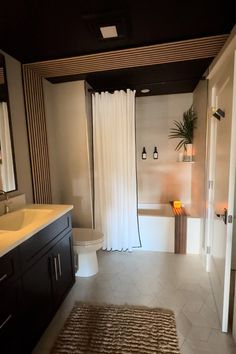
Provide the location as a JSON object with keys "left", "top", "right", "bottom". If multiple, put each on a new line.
{"left": 0, "top": 50, "right": 33, "bottom": 202}
{"left": 136, "top": 93, "right": 193, "bottom": 205}
{"left": 192, "top": 80, "right": 208, "bottom": 217}
{"left": 43, "top": 79, "right": 61, "bottom": 203}
{"left": 191, "top": 80, "right": 208, "bottom": 250}
{"left": 44, "top": 80, "right": 93, "bottom": 227}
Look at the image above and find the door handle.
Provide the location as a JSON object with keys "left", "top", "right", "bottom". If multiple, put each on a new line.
{"left": 216, "top": 208, "right": 228, "bottom": 224}
{"left": 0, "top": 273, "right": 7, "bottom": 283}
{"left": 53, "top": 256, "right": 58, "bottom": 281}
{"left": 57, "top": 254, "right": 62, "bottom": 278}
{"left": 0, "top": 314, "right": 12, "bottom": 330}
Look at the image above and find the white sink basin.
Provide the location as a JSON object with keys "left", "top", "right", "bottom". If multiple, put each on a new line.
{"left": 0, "top": 208, "right": 54, "bottom": 231}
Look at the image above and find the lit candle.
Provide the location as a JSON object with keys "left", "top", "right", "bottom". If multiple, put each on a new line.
{"left": 185, "top": 143, "right": 193, "bottom": 161}
{"left": 186, "top": 144, "right": 193, "bottom": 157}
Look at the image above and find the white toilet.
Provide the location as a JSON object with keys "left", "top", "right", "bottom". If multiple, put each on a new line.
{"left": 73, "top": 228, "right": 104, "bottom": 277}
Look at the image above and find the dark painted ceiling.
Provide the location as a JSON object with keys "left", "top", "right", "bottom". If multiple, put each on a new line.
{"left": 50, "top": 58, "right": 213, "bottom": 96}
{"left": 0, "top": 0, "right": 235, "bottom": 95}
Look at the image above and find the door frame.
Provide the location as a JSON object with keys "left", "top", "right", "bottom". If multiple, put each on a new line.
{"left": 205, "top": 99, "right": 217, "bottom": 273}
{"left": 205, "top": 51, "right": 236, "bottom": 332}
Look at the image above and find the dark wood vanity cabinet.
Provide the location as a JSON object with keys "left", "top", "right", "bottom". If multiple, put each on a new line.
{"left": 21, "top": 250, "right": 54, "bottom": 351}
{"left": 21, "top": 230, "right": 74, "bottom": 352}
{"left": 0, "top": 248, "right": 20, "bottom": 292}
{"left": 0, "top": 212, "right": 75, "bottom": 354}
{"left": 0, "top": 279, "right": 22, "bottom": 354}
{"left": 0, "top": 247, "right": 21, "bottom": 354}
{"left": 50, "top": 231, "right": 74, "bottom": 308}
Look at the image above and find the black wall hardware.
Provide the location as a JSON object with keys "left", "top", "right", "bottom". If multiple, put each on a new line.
{"left": 142, "top": 147, "right": 147, "bottom": 160}
{"left": 153, "top": 146, "right": 158, "bottom": 159}
{"left": 213, "top": 108, "right": 225, "bottom": 120}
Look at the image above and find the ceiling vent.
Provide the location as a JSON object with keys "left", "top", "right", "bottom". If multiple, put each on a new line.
{"left": 100, "top": 25, "right": 118, "bottom": 39}
{"left": 83, "top": 11, "right": 129, "bottom": 41}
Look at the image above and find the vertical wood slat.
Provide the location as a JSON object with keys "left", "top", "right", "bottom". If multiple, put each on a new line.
{"left": 25, "top": 34, "right": 228, "bottom": 78}
{"left": 171, "top": 205, "right": 187, "bottom": 254}
{"left": 22, "top": 66, "right": 52, "bottom": 204}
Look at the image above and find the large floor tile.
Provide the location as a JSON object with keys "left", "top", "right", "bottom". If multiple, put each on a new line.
{"left": 32, "top": 251, "right": 236, "bottom": 354}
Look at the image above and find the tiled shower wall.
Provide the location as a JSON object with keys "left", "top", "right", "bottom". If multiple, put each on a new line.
{"left": 136, "top": 93, "right": 193, "bottom": 205}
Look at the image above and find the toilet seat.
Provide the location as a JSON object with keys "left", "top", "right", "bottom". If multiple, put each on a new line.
{"left": 73, "top": 228, "right": 103, "bottom": 247}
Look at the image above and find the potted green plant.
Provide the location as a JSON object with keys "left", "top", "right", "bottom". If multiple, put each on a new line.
{"left": 169, "top": 106, "right": 197, "bottom": 161}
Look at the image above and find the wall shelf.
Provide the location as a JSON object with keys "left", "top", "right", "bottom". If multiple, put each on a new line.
{"left": 177, "top": 160, "right": 195, "bottom": 164}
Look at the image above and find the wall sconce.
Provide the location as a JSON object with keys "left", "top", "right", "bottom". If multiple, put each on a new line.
{"left": 153, "top": 146, "right": 158, "bottom": 159}
{"left": 142, "top": 147, "right": 147, "bottom": 160}
{"left": 213, "top": 108, "right": 225, "bottom": 121}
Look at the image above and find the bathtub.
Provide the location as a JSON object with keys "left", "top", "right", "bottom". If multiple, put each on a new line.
{"left": 137, "top": 204, "right": 201, "bottom": 254}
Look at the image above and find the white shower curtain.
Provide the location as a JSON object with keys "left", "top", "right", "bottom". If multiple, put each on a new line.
{"left": 92, "top": 89, "right": 140, "bottom": 251}
{"left": 0, "top": 102, "right": 15, "bottom": 191}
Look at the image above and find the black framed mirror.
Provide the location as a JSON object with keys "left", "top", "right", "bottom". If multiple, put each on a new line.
{"left": 0, "top": 53, "right": 17, "bottom": 192}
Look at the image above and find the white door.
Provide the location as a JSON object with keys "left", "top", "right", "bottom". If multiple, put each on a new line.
{"left": 207, "top": 55, "right": 236, "bottom": 332}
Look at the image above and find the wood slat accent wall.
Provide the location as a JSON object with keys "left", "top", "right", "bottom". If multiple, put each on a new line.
{"left": 25, "top": 35, "right": 228, "bottom": 78}
{"left": 171, "top": 206, "right": 187, "bottom": 254}
{"left": 22, "top": 66, "right": 52, "bottom": 203}
{"left": 0, "top": 68, "right": 4, "bottom": 84}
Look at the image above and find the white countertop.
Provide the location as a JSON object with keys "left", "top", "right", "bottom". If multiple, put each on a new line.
{"left": 0, "top": 204, "right": 73, "bottom": 257}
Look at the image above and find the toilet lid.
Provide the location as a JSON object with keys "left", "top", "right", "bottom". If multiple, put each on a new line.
{"left": 73, "top": 228, "right": 104, "bottom": 246}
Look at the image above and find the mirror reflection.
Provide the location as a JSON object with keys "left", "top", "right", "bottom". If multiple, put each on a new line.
{"left": 0, "top": 54, "right": 16, "bottom": 192}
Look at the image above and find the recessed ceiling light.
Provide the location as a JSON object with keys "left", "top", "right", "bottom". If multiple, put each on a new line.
{"left": 100, "top": 25, "right": 118, "bottom": 39}
{"left": 141, "top": 89, "right": 150, "bottom": 93}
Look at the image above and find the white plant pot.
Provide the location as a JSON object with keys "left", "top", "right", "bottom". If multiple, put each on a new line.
{"left": 184, "top": 143, "right": 193, "bottom": 161}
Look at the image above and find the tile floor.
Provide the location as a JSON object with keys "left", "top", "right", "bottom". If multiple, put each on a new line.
{"left": 33, "top": 251, "right": 236, "bottom": 354}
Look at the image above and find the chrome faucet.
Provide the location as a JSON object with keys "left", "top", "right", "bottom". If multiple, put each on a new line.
{"left": 0, "top": 190, "right": 10, "bottom": 214}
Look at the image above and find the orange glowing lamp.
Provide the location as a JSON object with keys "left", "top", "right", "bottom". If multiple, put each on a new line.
{"left": 173, "top": 200, "right": 182, "bottom": 209}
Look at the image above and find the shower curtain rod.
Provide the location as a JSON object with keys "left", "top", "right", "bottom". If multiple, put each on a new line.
{"left": 88, "top": 88, "right": 134, "bottom": 94}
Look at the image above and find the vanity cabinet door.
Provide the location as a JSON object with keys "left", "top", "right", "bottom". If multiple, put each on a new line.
{"left": 21, "top": 231, "right": 74, "bottom": 353}
{"left": 20, "top": 213, "right": 72, "bottom": 272}
{"left": 0, "top": 248, "right": 20, "bottom": 292}
{"left": 51, "top": 231, "right": 75, "bottom": 308}
{"left": 21, "top": 253, "right": 53, "bottom": 353}
{"left": 0, "top": 280, "right": 22, "bottom": 354}
{"left": 0, "top": 249, "right": 21, "bottom": 354}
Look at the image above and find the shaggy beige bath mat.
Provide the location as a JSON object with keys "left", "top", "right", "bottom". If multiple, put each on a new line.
{"left": 51, "top": 302, "right": 180, "bottom": 353}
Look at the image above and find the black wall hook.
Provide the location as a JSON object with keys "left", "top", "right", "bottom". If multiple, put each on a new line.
{"left": 213, "top": 108, "right": 225, "bottom": 121}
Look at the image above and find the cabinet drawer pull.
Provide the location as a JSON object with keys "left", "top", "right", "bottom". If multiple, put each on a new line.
{"left": 0, "top": 273, "right": 7, "bottom": 283}
{"left": 0, "top": 314, "right": 12, "bottom": 330}
{"left": 53, "top": 257, "right": 58, "bottom": 281}
{"left": 57, "top": 254, "right": 62, "bottom": 277}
